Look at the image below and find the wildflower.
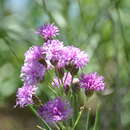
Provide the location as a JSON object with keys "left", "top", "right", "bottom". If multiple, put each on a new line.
{"left": 38, "top": 97, "right": 73, "bottom": 123}
{"left": 24, "top": 46, "right": 44, "bottom": 63}
{"left": 43, "top": 39, "right": 64, "bottom": 61}
{"left": 80, "top": 72, "right": 105, "bottom": 91}
{"left": 16, "top": 84, "right": 37, "bottom": 107}
{"left": 36, "top": 24, "right": 59, "bottom": 40}
{"left": 20, "top": 61, "right": 46, "bottom": 85}
{"left": 59, "top": 46, "right": 89, "bottom": 69}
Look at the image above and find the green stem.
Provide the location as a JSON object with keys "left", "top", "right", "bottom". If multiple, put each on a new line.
{"left": 54, "top": 123, "right": 61, "bottom": 130}
{"left": 37, "top": 125, "right": 47, "bottom": 130}
{"left": 48, "top": 84, "right": 58, "bottom": 96}
{"left": 29, "top": 105, "right": 52, "bottom": 130}
{"left": 93, "top": 105, "right": 100, "bottom": 130}
{"left": 86, "top": 108, "right": 91, "bottom": 130}
{"left": 64, "top": 71, "right": 69, "bottom": 85}
{"left": 72, "top": 106, "right": 84, "bottom": 130}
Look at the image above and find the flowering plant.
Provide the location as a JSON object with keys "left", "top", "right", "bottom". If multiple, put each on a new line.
{"left": 15, "top": 24, "right": 105, "bottom": 130}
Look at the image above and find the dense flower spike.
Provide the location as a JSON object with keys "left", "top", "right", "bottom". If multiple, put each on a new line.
{"left": 58, "top": 46, "right": 89, "bottom": 68}
{"left": 16, "top": 23, "right": 106, "bottom": 130}
{"left": 52, "top": 72, "right": 72, "bottom": 88}
{"left": 16, "top": 85, "right": 37, "bottom": 107}
{"left": 36, "top": 24, "right": 59, "bottom": 40}
{"left": 80, "top": 72, "right": 105, "bottom": 91}
{"left": 38, "top": 97, "right": 73, "bottom": 123}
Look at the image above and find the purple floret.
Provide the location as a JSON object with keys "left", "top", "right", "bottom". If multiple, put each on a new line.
{"left": 58, "top": 46, "right": 89, "bottom": 68}
{"left": 80, "top": 72, "right": 105, "bottom": 91}
{"left": 24, "top": 46, "right": 44, "bottom": 63}
{"left": 20, "top": 61, "right": 46, "bottom": 85}
{"left": 42, "top": 39, "right": 64, "bottom": 67}
{"left": 16, "top": 84, "right": 37, "bottom": 108}
{"left": 38, "top": 97, "right": 73, "bottom": 123}
{"left": 21, "top": 45, "right": 46, "bottom": 85}
{"left": 36, "top": 24, "right": 59, "bottom": 40}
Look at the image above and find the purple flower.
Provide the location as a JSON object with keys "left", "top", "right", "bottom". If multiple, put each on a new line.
{"left": 52, "top": 72, "right": 72, "bottom": 88}
{"left": 58, "top": 46, "right": 89, "bottom": 68}
{"left": 21, "top": 45, "right": 47, "bottom": 85}
{"left": 38, "top": 97, "right": 73, "bottom": 123}
{"left": 16, "top": 84, "right": 37, "bottom": 107}
{"left": 20, "top": 61, "right": 46, "bottom": 85}
{"left": 80, "top": 72, "right": 105, "bottom": 91}
{"left": 42, "top": 40, "right": 64, "bottom": 66}
{"left": 36, "top": 24, "right": 59, "bottom": 40}
{"left": 24, "top": 46, "right": 44, "bottom": 63}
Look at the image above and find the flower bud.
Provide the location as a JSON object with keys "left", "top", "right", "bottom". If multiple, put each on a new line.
{"left": 85, "top": 89, "right": 94, "bottom": 97}
{"left": 56, "top": 68, "right": 64, "bottom": 79}
{"left": 64, "top": 85, "right": 70, "bottom": 95}
{"left": 72, "top": 82, "right": 80, "bottom": 93}
{"left": 39, "top": 58, "right": 47, "bottom": 68}
{"left": 32, "top": 95, "right": 42, "bottom": 106}
{"left": 50, "top": 58, "right": 58, "bottom": 66}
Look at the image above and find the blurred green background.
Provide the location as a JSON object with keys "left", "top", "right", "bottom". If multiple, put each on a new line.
{"left": 0, "top": 0, "right": 130, "bottom": 130}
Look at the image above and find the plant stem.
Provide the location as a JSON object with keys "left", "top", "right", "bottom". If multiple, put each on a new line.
{"left": 48, "top": 84, "right": 58, "bottom": 96}
{"left": 37, "top": 125, "right": 47, "bottom": 130}
{"left": 72, "top": 106, "right": 84, "bottom": 130}
{"left": 86, "top": 108, "right": 91, "bottom": 130}
{"left": 29, "top": 105, "right": 52, "bottom": 130}
{"left": 54, "top": 123, "right": 61, "bottom": 130}
{"left": 64, "top": 71, "right": 69, "bottom": 85}
{"left": 93, "top": 105, "right": 100, "bottom": 130}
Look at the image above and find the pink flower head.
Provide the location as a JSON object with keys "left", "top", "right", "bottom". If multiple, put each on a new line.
{"left": 36, "top": 24, "right": 59, "bottom": 40}
{"left": 42, "top": 40, "right": 64, "bottom": 67}
{"left": 38, "top": 97, "right": 72, "bottom": 123}
{"left": 80, "top": 72, "right": 105, "bottom": 91}
{"left": 58, "top": 46, "right": 89, "bottom": 68}
{"left": 16, "top": 84, "right": 37, "bottom": 107}
{"left": 20, "top": 61, "right": 46, "bottom": 85}
{"left": 24, "top": 46, "right": 43, "bottom": 63}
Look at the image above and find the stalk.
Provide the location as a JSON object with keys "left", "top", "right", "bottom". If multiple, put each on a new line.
{"left": 93, "top": 105, "right": 100, "bottom": 130}
{"left": 72, "top": 106, "right": 85, "bottom": 130}
{"left": 86, "top": 108, "right": 91, "bottom": 130}
{"left": 29, "top": 105, "right": 52, "bottom": 130}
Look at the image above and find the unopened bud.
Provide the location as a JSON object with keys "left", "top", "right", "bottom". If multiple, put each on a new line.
{"left": 50, "top": 58, "right": 58, "bottom": 66}
{"left": 64, "top": 85, "right": 70, "bottom": 95}
{"left": 85, "top": 89, "right": 94, "bottom": 97}
{"left": 72, "top": 82, "right": 80, "bottom": 93}
{"left": 32, "top": 95, "right": 42, "bottom": 106}
{"left": 39, "top": 58, "right": 47, "bottom": 68}
{"left": 57, "top": 68, "right": 64, "bottom": 79}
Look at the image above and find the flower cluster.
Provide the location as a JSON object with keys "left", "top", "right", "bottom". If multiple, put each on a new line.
{"left": 16, "top": 46, "right": 47, "bottom": 107}
{"left": 38, "top": 98, "right": 72, "bottom": 123}
{"left": 16, "top": 23, "right": 105, "bottom": 124}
